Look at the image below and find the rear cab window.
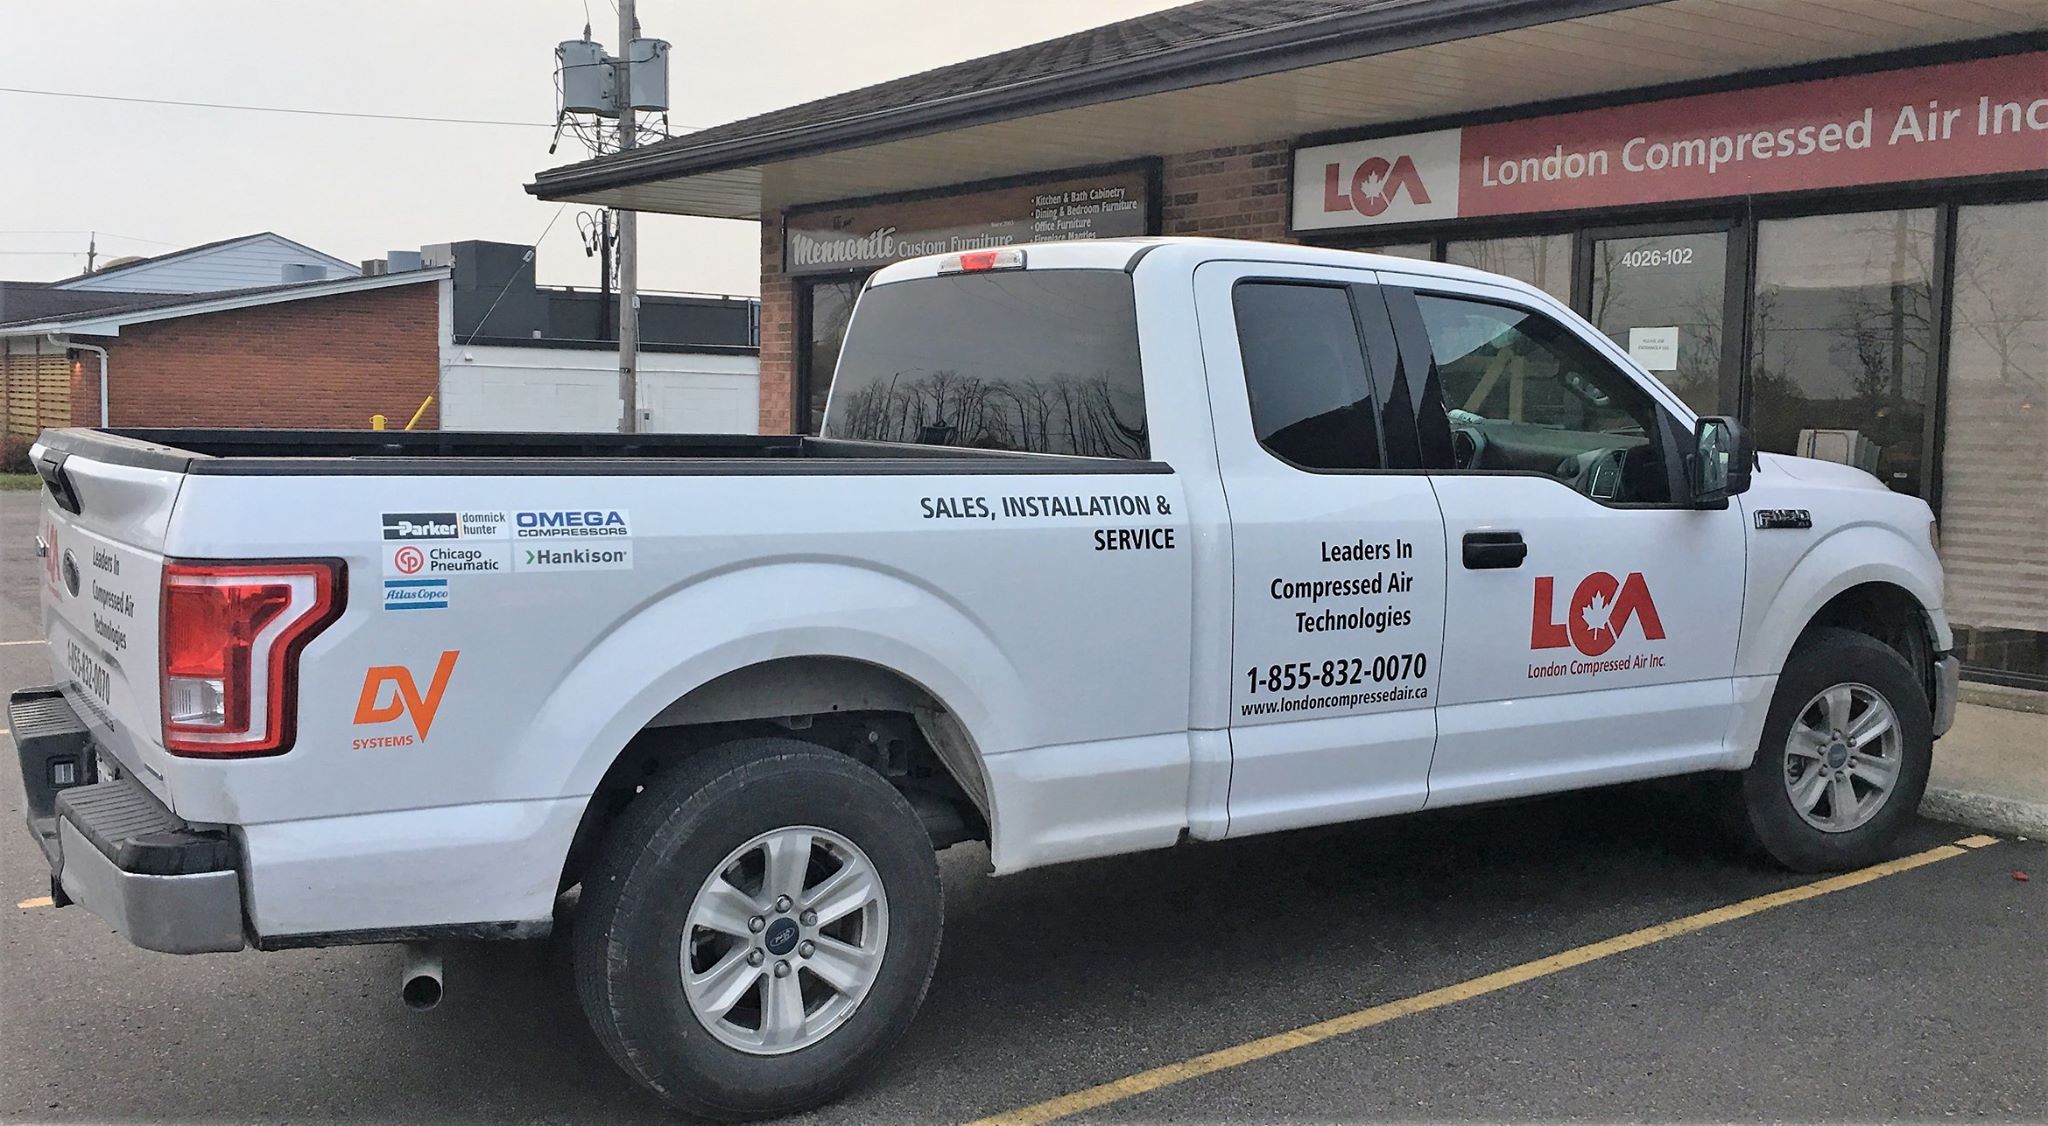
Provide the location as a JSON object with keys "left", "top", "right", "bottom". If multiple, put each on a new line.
{"left": 821, "top": 270, "right": 1148, "bottom": 458}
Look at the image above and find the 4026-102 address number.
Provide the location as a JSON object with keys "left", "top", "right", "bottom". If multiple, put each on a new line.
{"left": 1246, "top": 653, "right": 1428, "bottom": 695}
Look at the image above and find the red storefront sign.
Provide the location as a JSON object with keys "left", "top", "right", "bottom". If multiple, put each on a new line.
{"left": 1293, "top": 52, "right": 2047, "bottom": 232}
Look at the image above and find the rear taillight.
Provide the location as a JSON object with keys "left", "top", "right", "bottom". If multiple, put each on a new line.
{"left": 161, "top": 559, "right": 345, "bottom": 757}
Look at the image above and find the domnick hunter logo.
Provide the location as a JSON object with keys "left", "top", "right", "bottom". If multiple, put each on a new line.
{"left": 1531, "top": 572, "right": 1666, "bottom": 657}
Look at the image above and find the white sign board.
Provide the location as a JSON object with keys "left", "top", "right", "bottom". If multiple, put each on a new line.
{"left": 1627, "top": 327, "right": 1680, "bottom": 372}
{"left": 1291, "top": 129, "right": 1463, "bottom": 232}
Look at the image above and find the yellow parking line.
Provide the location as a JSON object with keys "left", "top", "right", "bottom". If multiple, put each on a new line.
{"left": 1957, "top": 834, "right": 2000, "bottom": 849}
{"left": 17, "top": 896, "right": 54, "bottom": 910}
{"left": 968, "top": 839, "right": 1982, "bottom": 1126}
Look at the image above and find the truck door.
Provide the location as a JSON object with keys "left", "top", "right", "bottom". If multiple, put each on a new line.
{"left": 1193, "top": 261, "right": 1448, "bottom": 837}
{"left": 1378, "top": 274, "right": 1745, "bottom": 807}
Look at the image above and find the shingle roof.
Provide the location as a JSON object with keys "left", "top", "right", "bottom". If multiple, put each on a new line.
{"left": 0, "top": 268, "right": 446, "bottom": 335}
{"left": 0, "top": 283, "right": 184, "bottom": 325}
{"left": 530, "top": 0, "right": 1636, "bottom": 200}
{"left": 667, "top": 0, "right": 1368, "bottom": 152}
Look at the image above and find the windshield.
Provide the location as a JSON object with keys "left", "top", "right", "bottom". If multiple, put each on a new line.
{"left": 821, "top": 270, "right": 1148, "bottom": 458}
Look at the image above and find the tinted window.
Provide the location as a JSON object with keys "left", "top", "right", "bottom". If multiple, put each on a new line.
{"left": 822, "top": 270, "right": 1146, "bottom": 458}
{"left": 1233, "top": 282, "right": 1382, "bottom": 470}
{"left": 1416, "top": 294, "right": 1670, "bottom": 503}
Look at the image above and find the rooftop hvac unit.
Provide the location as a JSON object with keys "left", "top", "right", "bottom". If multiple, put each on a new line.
{"left": 627, "top": 38, "right": 670, "bottom": 111}
{"left": 282, "top": 263, "right": 327, "bottom": 282}
{"left": 386, "top": 250, "right": 424, "bottom": 273}
{"left": 361, "top": 258, "right": 389, "bottom": 276}
{"left": 558, "top": 37, "right": 616, "bottom": 117}
{"left": 420, "top": 243, "right": 456, "bottom": 268}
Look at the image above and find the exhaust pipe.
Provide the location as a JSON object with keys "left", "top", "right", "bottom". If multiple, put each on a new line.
{"left": 400, "top": 943, "right": 444, "bottom": 1011}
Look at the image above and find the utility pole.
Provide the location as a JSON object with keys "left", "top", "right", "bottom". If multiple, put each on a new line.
{"left": 85, "top": 231, "right": 97, "bottom": 274}
{"left": 615, "top": 0, "right": 640, "bottom": 433}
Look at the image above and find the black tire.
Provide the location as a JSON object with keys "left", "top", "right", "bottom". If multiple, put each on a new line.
{"left": 573, "top": 738, "right": 943, "bottom": 1120}
{"left": 1730, "top": 628, "right": 1933, "bottom": 872}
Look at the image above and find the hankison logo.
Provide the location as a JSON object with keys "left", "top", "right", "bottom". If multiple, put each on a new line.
{"left": 1531, "top": 572, "right": 1666, "bottom": 657}
{"left": 352, "top": 650, "right": 459, "bottom": 744}
{"left": 1322, "top": 155, "right": 1433, "bottom": 217}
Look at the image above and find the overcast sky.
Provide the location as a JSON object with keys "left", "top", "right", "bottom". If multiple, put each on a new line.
{"left": 0, "top": 0, "right": 1184, "bottom": 297}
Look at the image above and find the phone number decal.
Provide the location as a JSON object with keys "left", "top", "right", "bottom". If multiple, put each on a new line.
{"left": 1245, "top": 653, "right": 1429, "bottom": 696}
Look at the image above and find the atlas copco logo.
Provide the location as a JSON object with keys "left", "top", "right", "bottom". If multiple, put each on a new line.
{"left": 1321, "top": 154, "right": 1433, "bottom": 218}
{"left": 1531, "top": 572, "right": 1666, "bottom": 657}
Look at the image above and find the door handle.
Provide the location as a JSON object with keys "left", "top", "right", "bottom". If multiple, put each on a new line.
{"left": 1462, "top": 530, "right": 1526, "bottom": 569}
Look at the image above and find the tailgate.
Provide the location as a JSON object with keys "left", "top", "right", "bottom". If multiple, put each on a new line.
{"left": 32, "top": 440, "right": 185, "bottom": 802}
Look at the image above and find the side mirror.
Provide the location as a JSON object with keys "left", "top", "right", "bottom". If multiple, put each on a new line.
{"left": 1690, "top": 415, "right": 1753, "bottom": 507}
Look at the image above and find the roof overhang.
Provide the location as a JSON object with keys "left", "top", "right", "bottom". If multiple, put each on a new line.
{"left": 531, "top": 0, "right": 2045, "bottom": 220}
{"left": 0, "top": 268, "right": 451, "bottom": 339}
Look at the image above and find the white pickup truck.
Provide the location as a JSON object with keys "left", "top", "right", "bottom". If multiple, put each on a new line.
{"left": 18, "top": 238, "right": 1957, "bottom": 1119}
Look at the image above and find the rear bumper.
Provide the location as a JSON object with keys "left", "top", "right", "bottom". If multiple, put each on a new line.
{"left": 1932, "top": 653, "right": 1960, "bottom": 739}
{"left": 10, "top": 687, "right": 245, "bottom": 954}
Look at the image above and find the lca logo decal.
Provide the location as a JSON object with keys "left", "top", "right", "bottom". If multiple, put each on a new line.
{"left": 352, "top": 650, "right": 458, "bottom": 745}
{"left": 1531, "top": 572, "right": 1666, "bottom": 657}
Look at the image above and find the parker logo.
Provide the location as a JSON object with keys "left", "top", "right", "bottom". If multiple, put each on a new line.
{"left": 383, "top": 512, "right": 460, "bottom": 541}
{"left": 1531, "top": 572, "right": 1666, "bottom": 657}
{"left": 353, "top": 650, "right": 458, "bottom": 742}
{"left": 1322, "top": 155, "right": 1433, "bottom": 218}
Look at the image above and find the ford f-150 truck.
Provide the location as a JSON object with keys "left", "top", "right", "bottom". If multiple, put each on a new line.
{"left": 16, "top": 238, "right": 1957, "bottom": 1119}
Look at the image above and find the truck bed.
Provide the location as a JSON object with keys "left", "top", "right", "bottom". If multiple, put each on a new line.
{"left": 34, "top": 428, "right": 1171, "bottom": 477}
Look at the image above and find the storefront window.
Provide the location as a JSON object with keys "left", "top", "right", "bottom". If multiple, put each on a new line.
{"left": 1751, "top": 209, "right": 1938, "bottom": 496}
{"left": 1590, "top": 230, "right": 1729, "bottom": 414}
{"left": 1444, "top": 234, "right": 1572, "bottom": 302}
{"left": 1941, "top": 200, "right": 2048, "bottom": 686}
{"left": 1363, "top": 243, "right": 1433, "bottom": 261}
{"left": 801, "top": 278, "right": 864, "bottom": 434}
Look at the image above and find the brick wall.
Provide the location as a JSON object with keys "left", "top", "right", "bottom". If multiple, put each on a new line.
{"left": 70, "top": 283, "right": 441, "bottom": 430}
{"left": 752, "top": 139, "right": 1298, "bottom": 435}
{"left": 757, "top": 210, "right": 796, "bottom": 435}
{"left": 1160, "top": 140, "right": 1294, "bottom": 241}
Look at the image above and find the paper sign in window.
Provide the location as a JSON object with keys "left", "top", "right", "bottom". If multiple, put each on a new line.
{"left": 1627, "top": 327, "right": 1680, "bottom": 371}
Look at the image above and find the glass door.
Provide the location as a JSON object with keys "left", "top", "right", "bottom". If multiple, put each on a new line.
{"left": 799, "top": 277, "right": 866, "bottom": 434}
{"left": 1584, "top": 225, "right": 1740, "bottom": 415}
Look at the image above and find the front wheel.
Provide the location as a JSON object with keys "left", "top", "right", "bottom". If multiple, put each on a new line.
{"left": 573, "top": 738, "right": 943, "bottom": 1120}
{"left": 1730, "top": 628, "right": 1933, "bottom": 872}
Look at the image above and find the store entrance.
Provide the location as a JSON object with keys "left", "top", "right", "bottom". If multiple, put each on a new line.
{"left": 1583, "top": 225, "right": 1740, "bottom": 415}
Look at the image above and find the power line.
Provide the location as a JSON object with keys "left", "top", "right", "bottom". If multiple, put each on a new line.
{"left": 0, "top": 86, "right": 554, "bottom": 128}
{"left": 0, "top": 230, "right": 177, "bottom": 246}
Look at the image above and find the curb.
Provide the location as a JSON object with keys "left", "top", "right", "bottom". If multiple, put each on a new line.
{"left": 1920, "top": 787, "right": 2048, "bottom": 839}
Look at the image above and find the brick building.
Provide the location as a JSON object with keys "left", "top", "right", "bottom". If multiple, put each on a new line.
{"left": 1, "top": 238, "right": 762, "bottom": 443}
{"left": 530, "top": 0, "right": 2046, "bottom": 689}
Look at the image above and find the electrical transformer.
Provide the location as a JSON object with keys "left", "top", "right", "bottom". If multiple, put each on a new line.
{"left": 628, "top": 38, "right": 671, "bottom": 112}
{"left": 557, "top": 37, "right": 615, "bottom": 116}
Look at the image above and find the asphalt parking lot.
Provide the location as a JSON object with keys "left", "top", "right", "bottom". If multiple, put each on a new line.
{"left": 2, "top": 486, "right": 2043, "bottom": 1123}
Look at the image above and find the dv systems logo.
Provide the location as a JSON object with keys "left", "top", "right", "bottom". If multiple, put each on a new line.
{"left": 1322, "top": 154, "right": 1432, "bottom": 218}
{"left": 1531, "top": 572, "right": 1665, "bottom": 657}
{"left": 353, "top": 650, "right": 458, "bottom": 745}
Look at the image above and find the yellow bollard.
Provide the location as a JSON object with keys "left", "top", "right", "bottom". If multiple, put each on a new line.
{"left": 371, "top": 414, "right": 387, "bottom": 431}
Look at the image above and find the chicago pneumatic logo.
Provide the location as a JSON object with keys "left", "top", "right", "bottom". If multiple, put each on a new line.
{"left": 1322, "top": 154, "right": 1433, "bottom": 217}
{"left": 392, "top": 546, "right": 426, "bottom": 575}
{"left": 1531, "top": 572, "right": 1665, "bottom": 657}
{"left": 383, "top": 512, "right": 460, "bottom": 541}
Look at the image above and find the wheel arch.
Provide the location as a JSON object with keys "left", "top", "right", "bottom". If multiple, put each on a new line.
{"left": 506, "top": 560, "right": 1027, "bottom": 897}
{"left": 1741, "top": 524, "right": 1950, "bottom": 691}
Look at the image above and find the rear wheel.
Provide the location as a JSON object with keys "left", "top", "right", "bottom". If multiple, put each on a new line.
{"left": 574, "top": 738, "right": 942, "bottom": 1120}
{"left": 1731, "top": 628, "right": 1932, "bottom": 871}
